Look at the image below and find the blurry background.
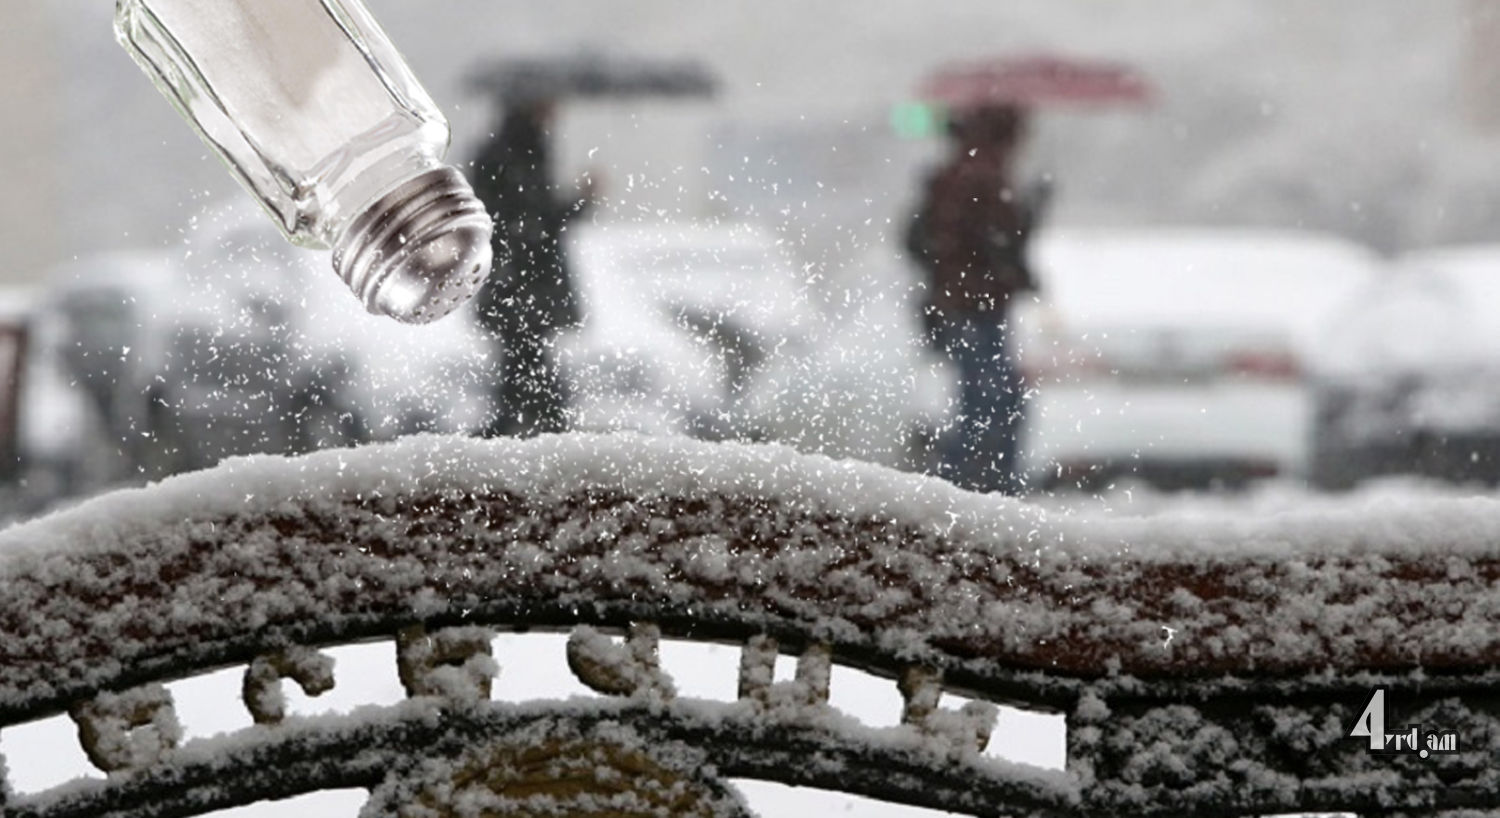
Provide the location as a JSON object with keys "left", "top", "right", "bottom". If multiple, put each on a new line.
{"left": 4, "top": 0, "right": 1500, "bottom": 511}
{"left": 8, "top": 0, "right": 1500, "bottom": 274}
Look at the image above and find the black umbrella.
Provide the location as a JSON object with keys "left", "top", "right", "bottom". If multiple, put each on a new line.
{"left": 468, "top": 53, "right": 718, "bottom": 103}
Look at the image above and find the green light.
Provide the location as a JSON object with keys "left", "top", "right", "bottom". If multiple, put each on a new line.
{"left": 891, "top": 101, "right": 945, "bottom": 139}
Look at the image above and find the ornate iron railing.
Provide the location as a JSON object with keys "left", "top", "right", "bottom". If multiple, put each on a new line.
{"left": 0, "top": 435, "right": 1496, "bottom": 816}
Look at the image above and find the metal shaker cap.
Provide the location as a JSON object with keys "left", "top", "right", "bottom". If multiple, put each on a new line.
{"left": 332, "top": 166, "right": 493, "bottom": 324}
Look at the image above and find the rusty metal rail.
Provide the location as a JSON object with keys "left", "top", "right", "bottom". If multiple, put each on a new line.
{"left": 1, "top": 435, "right": 1496, "bottom": 816}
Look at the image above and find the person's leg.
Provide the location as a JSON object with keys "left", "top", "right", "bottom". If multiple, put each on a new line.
{"left": 942, "top": 317, "right": 1023, "bottom": 493}
{"left": 989, "top": 340, "right": 1025, "bottom": 494}
{"left": 493, "top": 329, "right": 540, "bottom": 437}
{"left": 528, "top": 329, "right": 570, "bottom": 435}
{"left": 935, "top": 315, "right": 969, "bottom": 485}
{"left": 940, "top": 316, "right": 987, "bottom": 489}
{"left": 495, "top": 329, "right": 572, "bottom": 437}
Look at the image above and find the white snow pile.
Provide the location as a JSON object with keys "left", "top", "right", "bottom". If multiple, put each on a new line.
{"left": 1, "top": 433, "right": 1498, "bottom": 722}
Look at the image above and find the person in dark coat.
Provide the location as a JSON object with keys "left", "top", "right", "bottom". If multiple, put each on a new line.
{"left": 470, "top": 100, "right": 593, "bottom": 437}
{"left": 905, "top": 103, "right": 1042, "bottom": 494}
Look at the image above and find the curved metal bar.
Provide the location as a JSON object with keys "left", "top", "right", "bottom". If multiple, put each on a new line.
{"left": 4, "top": 477, "right": 1500, "bottom": 725}
{"left": 4, "top": 436, "right": 1500, "bottom": 816}
{"left": 5, "top": 699, "right": 1075, "bottom": 818}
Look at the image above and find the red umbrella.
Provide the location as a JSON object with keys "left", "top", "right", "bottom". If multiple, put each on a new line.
{"left": 919, "top": 55, "right": 1152, "bottom": 110}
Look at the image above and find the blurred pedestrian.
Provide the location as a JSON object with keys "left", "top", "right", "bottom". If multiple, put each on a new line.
{"left": 905, "top": 104, "right": 1043, "bottom": 494}
{"left": 471, "top": 100, "right": 595, "bottom": 437}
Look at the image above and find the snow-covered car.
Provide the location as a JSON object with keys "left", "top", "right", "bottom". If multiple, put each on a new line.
{"left": 1310, "top": 245, "right": 1500, "bottom": 488}
{"left": 559, "top": 221, "right": 926, "bottom": 466}
{"left": 0, "top": 284, "right": 109, "bottom": 518}
{"left": 1012, "top": 228, "right": 1381, "bottom": 491}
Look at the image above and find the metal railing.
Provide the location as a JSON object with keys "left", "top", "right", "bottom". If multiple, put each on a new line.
{"left": 1, "top": 435, "right": 1496, "bottom": 817}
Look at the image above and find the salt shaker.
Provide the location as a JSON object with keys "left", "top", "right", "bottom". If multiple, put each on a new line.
{"left": 116, "top": 0, "right": 493, "bottom": 323}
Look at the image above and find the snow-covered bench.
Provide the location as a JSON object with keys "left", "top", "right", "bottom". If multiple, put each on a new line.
{"left": 1, "top": 434, "right": 1497, "bottom": 816}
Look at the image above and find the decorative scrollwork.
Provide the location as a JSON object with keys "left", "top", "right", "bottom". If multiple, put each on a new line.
{"left": 242, "top": 646, "right": 335, "bottom": 725}
{"left": 3, "top": 436, "right": 1500, "bottom": 817}
{"left": 566, "top": 622, "right": 675, "bottom": 700}
{"left": 68, "top": 684, "right": 180, "bottom": 773}
{"left": 13, "top": 700, "right": 1068, "bottom": 818}
{"left": 899, "top": 666, "right": 997, "bottom": 753}
{"left": 737, "top": 636, "right": 831, "bottom": 709}
{"left": 367, "top": 725, "right": 753, "bottom": 818}
{"left": 397, "top": 625, "right": 498, "bottom": 702}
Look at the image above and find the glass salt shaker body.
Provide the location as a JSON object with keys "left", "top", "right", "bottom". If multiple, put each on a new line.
{"left": 115, "top": 0, "right": 492, "bottom": 323}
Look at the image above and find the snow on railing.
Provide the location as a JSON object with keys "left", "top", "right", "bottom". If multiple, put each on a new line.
{"left": 0, "top": 433, "right": 1497, "bottom": 817}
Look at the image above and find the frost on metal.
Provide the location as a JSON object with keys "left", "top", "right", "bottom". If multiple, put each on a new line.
{"left": 736, "top": 635, "right": 832, "bottom": 710}
{"left": 567, "top": 623, "right": 675, "bottom": 701}
{"left": 1, "top": 433, "right": 1499, "bottom": 816}
{"left": 364, "top": 717, "right": 754, "bottom": 818}
{"left": 68, "top": 684, "right": 181, "bottom": 773}
{"left": 396, "top": 625, "right": 498, "bottom": 702}
{"left": 899, "top": 665, "right": 997, "bottom": 753}
{"left": 243, "top": 646, "right": 335, "bottom": 725}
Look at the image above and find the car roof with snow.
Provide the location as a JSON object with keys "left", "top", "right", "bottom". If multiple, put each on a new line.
{"left": 1396, "top": 245, "right": 1500, "bottom": 349}
{"left": 1314, "top": 244, "right": 1500, "bottom": 375}
{"left": 568, "top": 221, "right": 813, "bottom": 341}
{"left": 1026, "top": 227, "right": 1383, "bottom": 354}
